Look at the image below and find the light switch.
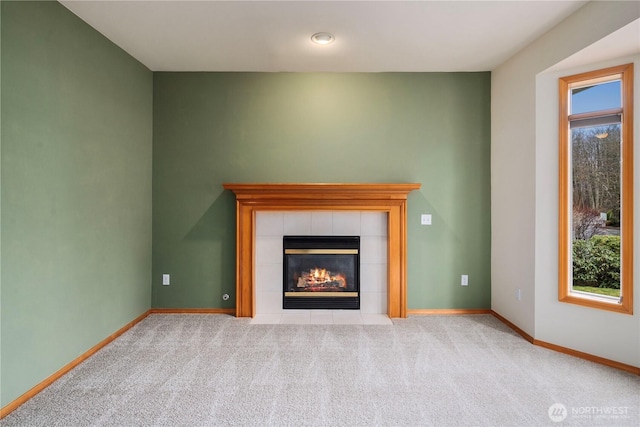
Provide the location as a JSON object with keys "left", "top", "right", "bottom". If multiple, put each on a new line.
{"left": 162, "top": 274, "right": 170, "bottom": 285}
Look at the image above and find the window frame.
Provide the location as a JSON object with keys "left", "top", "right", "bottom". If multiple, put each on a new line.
{"left": 558, "top": 63, "right": 634, "bottom": 315}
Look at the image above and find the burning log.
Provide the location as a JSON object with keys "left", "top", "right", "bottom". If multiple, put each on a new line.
{"left": 295, "top": 268, "right": 347, "bottom": 291}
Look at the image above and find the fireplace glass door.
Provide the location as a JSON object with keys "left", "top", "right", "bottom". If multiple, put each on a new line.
{"left": 283, "top": 236, "right": 360, "bottom": 309}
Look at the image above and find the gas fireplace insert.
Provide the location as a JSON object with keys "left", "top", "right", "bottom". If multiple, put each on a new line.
{"left": 283, "top": 236, "right": 360, "bottom": 309}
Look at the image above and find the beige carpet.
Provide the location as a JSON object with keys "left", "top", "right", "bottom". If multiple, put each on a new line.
{"left": 3, "top": 314, "right": 639, "bottom": 426}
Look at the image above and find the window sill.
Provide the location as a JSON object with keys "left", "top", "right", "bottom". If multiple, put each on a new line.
{"left": 559, "top": 292, "right": 632, "bottom": 315}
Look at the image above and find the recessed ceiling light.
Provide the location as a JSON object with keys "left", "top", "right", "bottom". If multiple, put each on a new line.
{"left": 311, "top": 32, "right": 335, "bottom": 45}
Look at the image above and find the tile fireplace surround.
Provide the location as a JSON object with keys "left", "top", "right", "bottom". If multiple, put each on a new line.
{"left": 255, "top": 211, "right": 387, "bottom": 324}
{"left": 223, "top": 183, "right": 421, "bottom": 318}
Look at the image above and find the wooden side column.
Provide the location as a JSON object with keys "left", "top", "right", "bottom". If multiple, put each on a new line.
{"left": 387, "top": 203, "right": 407, "bottom": 318}
{"left": 235, "top": 202, "right": 255, "bottom": 317}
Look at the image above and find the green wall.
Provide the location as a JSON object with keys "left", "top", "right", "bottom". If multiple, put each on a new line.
{"left": 1, "top": 0, "right": 491, "bottom": 410}
{"left": 152, "top": 72, "right": 491, "bottom": 310}
{"left": 1, "top": 1, "right": 152, "bottom": 406}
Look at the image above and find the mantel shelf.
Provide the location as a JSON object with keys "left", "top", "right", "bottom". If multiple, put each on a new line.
{"left": 223, "top": 183, "right": 421, "bottom": 200}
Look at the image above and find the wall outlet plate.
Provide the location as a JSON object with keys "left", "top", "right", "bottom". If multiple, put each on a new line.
{"left": 461, "top": 275, "right": 469, "bottom": 286}
{"left": 162, "top": 274, "right": 170, "bottom": 285}
{"left": 421, "top": 214, "right": 432, "bottom": 225}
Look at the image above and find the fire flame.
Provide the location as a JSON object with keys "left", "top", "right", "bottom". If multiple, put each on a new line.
{"left": 303, "top": 268, "right": 347, "bottom": 286}
{"left": 312, "top": 268, "right": 328, "bottom": 281}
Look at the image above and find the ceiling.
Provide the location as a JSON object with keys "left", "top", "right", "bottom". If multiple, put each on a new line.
{"left": 59, "top": 0, "right": 590, "bottom": 72}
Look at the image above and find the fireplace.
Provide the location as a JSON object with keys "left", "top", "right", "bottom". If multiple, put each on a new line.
{"left": 223, "top": 183, "right": 421, "bottom": 317}
{"left": 283, "top": 236, "right": 360, "bottom": 309}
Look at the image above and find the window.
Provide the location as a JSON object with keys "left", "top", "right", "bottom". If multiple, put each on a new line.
{"left": 559, "top": 64, "right": 633, "bottom": 314}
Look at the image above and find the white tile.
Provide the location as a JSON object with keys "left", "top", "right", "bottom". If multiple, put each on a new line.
{"left": 310, "top": 309, "right": 333, "bottom": 316}
{"left": 281, "top": 309, "right": 311, "bottom": 315}
{"left": 247, "top": 309, "right": 393, "bottom": 325}
{"left": 362, "top": 314, "right": 393, "bottom": 325}
{"left": 360, "top": 292, "right": 387, "bottom": 314}
{"left": 256, "top": 212, "right": 283, "bottom": 236}
{"left": 311, "top": 212, "right": 333, "bottom": 235}
{"left": 332, "top": 212, "right": 361, "bottom": 235}
{"left": 284, "top": 212, "right": 312, "bottom": 235}
{"left": 309, "top": 312, "right": 334, "bottom": 324}
{"left": 332, "top": 310, "right": 363, "bottom": 324}
{"left": 361, "top": 212, "right": 387, "bottom": 236}
{"left": 255, "top": 291, "right": 283, "bottom": 314}
{"left": 281, "top": 313, "right": 311, "bottom": 324}
{"left": 360, "top": 236, "right": 387, "bottom": 264}
{"left": 331, "top": 309, "right": 361, "bottom": 316}
{"left": 255, "top": 263, "right": 283, "bottom": 293}
{"left": 250, "top": 314, "right": 282, "bottom": 324}
{"left": 254, "top": 210, "right": 391, "bottom": 320}
{"left": 360, "top": 263, "right": 387, "bottom": 293}
{"left": 255, "top": 237, "right": 282, "bottom": 264}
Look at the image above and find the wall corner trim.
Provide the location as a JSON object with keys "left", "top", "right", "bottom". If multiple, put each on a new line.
{"left": 491, "top": 310, "right": 640, "bottom": 375}
{"left": 490, "top": 310, "right": 535, "bottom": 343}
{"left": 408, "top": 309, "right": 492, "bottom": 315}
{"left": 532, "top": 339, "right": 640, "bottom": 376}
{"left": 149, "top": 308, "right": 235, "bottom": 315}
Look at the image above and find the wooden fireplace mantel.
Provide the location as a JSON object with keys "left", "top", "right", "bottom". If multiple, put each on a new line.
{"left": 223, "top": 183, "right": 421, "bottom": 318}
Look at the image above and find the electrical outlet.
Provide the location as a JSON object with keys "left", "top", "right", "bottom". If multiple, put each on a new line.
{"left": 461, "top": 275, "right": 469, "bottom": 286}
{"left": 516, "top": 289, "right": 522, "bottom": 301}
{"left": 421, "top": 214, "right": 432, "bottom": 225}
{"left": 162, "top": 274, "right": 170, "bottom": 286}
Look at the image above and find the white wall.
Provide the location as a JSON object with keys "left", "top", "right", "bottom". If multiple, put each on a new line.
{"left": 535, "top": 53, "right": 640, "bottom": 367}
{"left": 492, "top": 0, "right": 639, "bottom": 366}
